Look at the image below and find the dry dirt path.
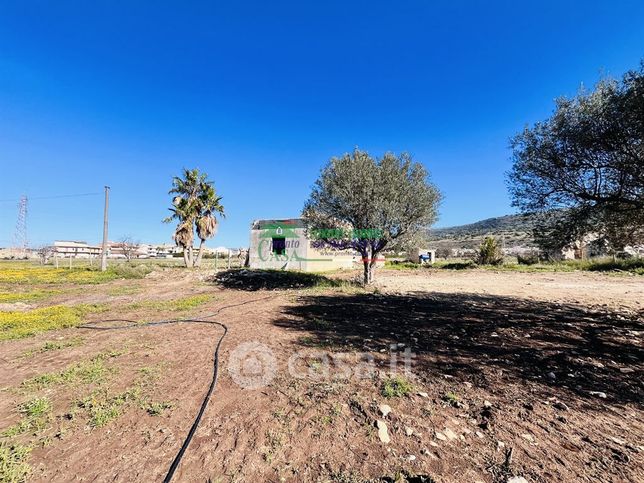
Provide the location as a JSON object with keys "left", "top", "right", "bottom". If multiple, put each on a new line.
{"left": 0, "top": 268, "right": 642, "bottom": 482}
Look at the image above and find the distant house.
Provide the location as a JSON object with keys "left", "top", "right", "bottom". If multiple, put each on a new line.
{"left": 407, "top": 248, "right": 436, "bottom": 264}
{"left": 54, "top": 240, "right": 101, "bottom": 258}
{"left": 248, "top": 218, "right": 357, "bottom": 272}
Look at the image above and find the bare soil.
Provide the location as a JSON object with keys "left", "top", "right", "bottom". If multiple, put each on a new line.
{"left": 0, "top": 268, "right": 642, "bottom": 482}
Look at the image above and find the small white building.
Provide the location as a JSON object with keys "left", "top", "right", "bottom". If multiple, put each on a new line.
{"left": 54, "top": 240, "right": 101, "bottom": 258}
{"left": 407, "top": 248, "right": 436, "bottom": 264}
{"left": 248, "top": 218, "right": 357, "bottom": 272}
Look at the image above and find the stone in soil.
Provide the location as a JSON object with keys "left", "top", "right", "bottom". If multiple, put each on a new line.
{"left": 378, "top": 404, "right": 392, "bottom": 417}
{"left": 376, "top": 420, "right": 390, "bottom": 444}
{"left": 443, "top": 428, "right": 457, "bottom": 440}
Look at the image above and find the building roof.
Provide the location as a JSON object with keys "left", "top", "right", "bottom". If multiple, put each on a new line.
{"left": 252, "top": 218, "right": 305, "bottom": 230}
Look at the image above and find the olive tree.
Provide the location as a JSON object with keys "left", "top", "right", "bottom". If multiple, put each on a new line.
{"left": 303, "top": 149, "right": 442, "bottom": 284}
{"left": 507, "top": 62, "right": 644, "bottom": 253}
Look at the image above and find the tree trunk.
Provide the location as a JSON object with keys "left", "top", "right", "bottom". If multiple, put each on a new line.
{"left": 194, "top": 239, "right": 205, "bottom": 267}
{"left": 363, "top": 261, "right": 371, "bottom": 285}
{"left": 182, "top": 248, "right": 190, "bottom": 268}
{"left": 361, "top": 246, "right": 376, "bottom": 285}
{"left": 368, "top": 251, "right": 380, "bottom": 284}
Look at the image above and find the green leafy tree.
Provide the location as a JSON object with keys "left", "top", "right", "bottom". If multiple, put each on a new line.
{"left": 303, "top": 148, "right": 442, "bottom": 284}
{"left": 507, "top": 62, "right": 644, "bottom": 253}
{"left": 164, "top": 168, "right": 225, "bottom": 268}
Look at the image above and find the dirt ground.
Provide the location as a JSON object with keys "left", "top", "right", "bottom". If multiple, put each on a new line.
{"left": 0, "top": 267, "right": 642, "bottom": 482}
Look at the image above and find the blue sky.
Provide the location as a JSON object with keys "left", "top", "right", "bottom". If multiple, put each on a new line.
{"left": 1, "top": 1, "right": 643, "bottom": 248}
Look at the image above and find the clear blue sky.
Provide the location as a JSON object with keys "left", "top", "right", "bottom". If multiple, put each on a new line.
{"left": 1, "top": 1, "right": 643, "bottom": 248}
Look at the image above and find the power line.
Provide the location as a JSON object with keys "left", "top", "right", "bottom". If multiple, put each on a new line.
{"left": 0, "top": 192, "right": 102, "bottom": 204}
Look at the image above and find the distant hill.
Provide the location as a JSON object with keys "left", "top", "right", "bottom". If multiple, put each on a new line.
{"left": 431, "top": 213, "right": 537, "bottom": 238}
{"left": 429, "top": 213, "right": 539, "bottom": 254}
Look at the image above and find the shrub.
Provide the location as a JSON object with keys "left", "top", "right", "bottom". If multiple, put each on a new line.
{"left": 475, "top": 237, "right": 504, "bottom": 266}
{"left": 439, "top": 260, "right": 477, "bottom": 270}
{"left": 517, "top": 252, "right": 540, "bottom": 265}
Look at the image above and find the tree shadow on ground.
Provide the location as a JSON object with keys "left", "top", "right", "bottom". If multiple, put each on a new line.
{"left": 210, "top": 269, "right": 357, "bottom": 291}
{"left": 274, "top": 292, "right": 644, "bottom": 405}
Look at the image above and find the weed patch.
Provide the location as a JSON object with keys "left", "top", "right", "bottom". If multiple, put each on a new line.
{"left": 2, "top": 397, "right": 53, "bottom": 438}
{"left": 22, "top": 354, "right": 115, "bottom": 390}
{"left": 381, "top": 375, "right": 414, "bottom": 398}
{"left": 22, "top": 337, "right": 84, "bottom": 357}
{"left": 0, "top": 304, "right": 105, "bottom": 341}
{"left": 146, "top": 401, "right": 172, "bottom": 416}
{"left": 0, "top": 443, "right": 31, "bottom": 482}
{"left": 0, "top": 289, "right": 61, "bottom": 304}
{"left": 0, "top": 265, "right": 153, "bottom": 285}
{"left": 127, "top": 294, "right": 212, "bottom": 312}
{"left": 78, "top": 387, "right": 142, "bottom": 428}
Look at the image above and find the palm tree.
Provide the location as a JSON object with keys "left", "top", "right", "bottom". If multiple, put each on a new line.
{"left": 164, "top": 168, "right": 225, "bottom": 267}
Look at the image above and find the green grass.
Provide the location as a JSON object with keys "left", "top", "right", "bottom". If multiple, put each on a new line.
{"left": 21, "top": 353, "right": 116, "bottom": 390}
{"left": 22, "top": 337, "right": 84, "bottom": 357}
{"left": 0, "top": 304, "right": 105, "bottom": 341}
{"left": 19, "top": 397, "right": 51, "bottom": 419}
{"left": 2, "top": 397, "right": 52, "bottom": 438}
{"left": 430, "top": 257, "right": 644, "bottom": 274}
{"left": 442, "top": 392, "right": 459, "bottom": 405}
{"left": 146, "top": 401, "right": 173, "bottom": 416}
{"left": 0, "top": 289, "right": 61, "bottom": 304}
{"left": 126, "top": 294, "right": 212, "bottom": 312}
{"left": 381, "top": 375, "right": 414, "bottom": 398}
{"left": 0, "top": 443, "right": 31, "bottom": 483}
{"left": 490, "top": 257, "right": 644, "bottom": 274}
{"left": 384, "top": 261, "right": 426, "bottom": 270}
{"left": 78, "top": 387, "right": 142, "bottom": 427}
{"left": 106, "top": 285, "right": 142, "bottom": 296}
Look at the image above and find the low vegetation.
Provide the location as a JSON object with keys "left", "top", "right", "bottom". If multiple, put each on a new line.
{"left": 127, "top": 294, "right": 212, "bottom": 312}
{"left": 0, "top": 289, "right": 61, "bottom": 304}
{"left": 0, "top": 304, "right": 105, "bottom": 341}
{"left": 78, "top": 387, "right": 142, "bottom": 428}
{"left": 2, "top": 397, "right": 53, "bottom": 438}
{"left": 475, "top": 237, "right": 504, "bottom": 266}
{"left": 0, "top": 443, "right": 31, "bottom": 483}
{"left": 22, "top": 337, "right": 84, "bottom": 357}
{"left": 381, "top": 375, "right": 413, "bottom": 398}
{"left": 22, "top": 353, "right": 116, "bottom": 390}
{"left": 145, "top": 401, "right": 173, "bottom": 416}
{"left": 0, "top": 264, "right": 154, "bottom": 285}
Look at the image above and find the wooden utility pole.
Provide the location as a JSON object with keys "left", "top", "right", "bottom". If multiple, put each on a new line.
{"left": 100, "top": 186, "right": 110, "bottom": 272}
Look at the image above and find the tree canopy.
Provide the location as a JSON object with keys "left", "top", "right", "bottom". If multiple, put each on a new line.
{"left": 303, "top": 148, "right": 441, "bottom": 284}
{"left": 164, "top": 168, "right": 225, "bottom": 267}
{"left": 507, "top": 62, "right": 644, "bottom": 253}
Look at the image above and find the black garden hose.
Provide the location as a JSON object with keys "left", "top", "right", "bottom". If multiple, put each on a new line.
{"left": 78, "top": 296, "right": 273, "bottom": 482}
